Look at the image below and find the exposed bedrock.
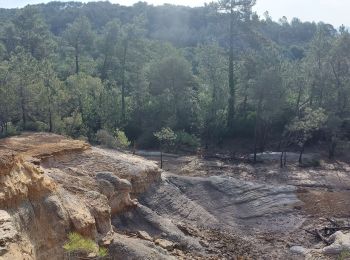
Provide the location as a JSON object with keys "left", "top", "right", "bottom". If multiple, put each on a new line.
{"left": 0, "top": 133, "right": 162, "bottom": 260}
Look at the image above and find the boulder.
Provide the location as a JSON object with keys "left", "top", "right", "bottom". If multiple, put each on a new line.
{"left": 290, "top": 245, "right": 308, "bottom": 255}
{"left": 137, "top": 231, "right": 153, "bottom": 241}
{"left": 96, "top": 172, "right": 137, "bottom": 214}
{"left": 155, "top": 239, "right": 174, "bottom": 251}
{"left": 322, "top": 231, "right": 350, "bottom": 255}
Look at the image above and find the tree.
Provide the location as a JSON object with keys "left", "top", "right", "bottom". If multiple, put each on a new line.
{"left": 65, "top": 73, "right": 104, "bottom": 138}
{"left": 154, "top": 127, "right": 177, "bottom": 169}
{"left": 13, "top": 6, "right": 54, "bottom": 60}
{"left": 64, "top": 16, "right": 93, "bottom": 74}
{"left": 116, "top": 16, "right": 146, "bottom": 123}
{"left": 0, "top": 60, "right": 16, "bottom": 135}
{"left": 40, "top": 60, "right": 62, "bottom": 132}
{"left": 197, "top": 43, "right": 228, "bottom": 144}
{"left": 239, "top": 47, "right": 285, "bottom": 162}
{"left": 7, "top": 49, "right": 40, "bottom": 130}
{"left": 286, "top": 108, "right": 327, "bottom": 164}
{"left": 217, "top": 0, "right": 256, "bottom": 131}
{"left": 148, "top": 54, "right": 199, "bottom": 133}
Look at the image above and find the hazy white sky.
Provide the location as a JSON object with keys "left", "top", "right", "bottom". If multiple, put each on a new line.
{"left": 0, "top": 0, "right": 348, "bottom": 27}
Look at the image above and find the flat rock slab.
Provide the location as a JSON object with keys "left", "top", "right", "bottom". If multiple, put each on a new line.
{"left": 138, "top": 173, "right": 303, "bottom": 233}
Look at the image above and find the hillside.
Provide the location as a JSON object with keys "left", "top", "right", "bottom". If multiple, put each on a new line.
{"left": 1, "top": 1, "right": 348, "bottom": 161}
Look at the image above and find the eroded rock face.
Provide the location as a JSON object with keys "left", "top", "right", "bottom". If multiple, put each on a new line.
{"left": 0, "top": 154, "right": 56, "bottom": 209}
{"left": 0, "top": 133, "right": 162, "bottom": 260}
{"left": 96, "top": 172, "right": 138, "bottom": 215}
{"left": 0, "top": 210, "right": 17, "bottom": 254}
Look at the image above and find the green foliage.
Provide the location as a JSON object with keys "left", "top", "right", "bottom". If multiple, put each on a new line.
{"left": 0, "top": 1, "right": 349, "bottom": 159}
{"left": 62, "top": 112, "right": 86, "bottom": 138}
{"left": 96, "top": 129, "right": 118, "bottom": 149}
{"left": 0, "top": 123, "right": 18, "bottom": 138}
{"left": 114, "top": 129, "right": 131, "bottom": 149}
{"left": 175, "top": 131, "right": 200, "bottom": 150}
{"left": 63, "top": 232, "right": 98, "bottom": 254}
{"left": 96, "top": 129, "right": 130, "bottom": 149}
{"left": 287, "top": 108, "right": 328, "bottom": 147}
{"left": 154, "top": 127, "right": 177, "bottom": 151}
{"left": 98, "top": 247, "right": 108, "bottom": 257}
{"left": 154, "top": 127, "right": 177, "bottom": 143}
{"left": 63, "top": 232, "right": 108, "bottom": 257}
{"left": 25, "top": 121, "right": 49, "bottom": 132}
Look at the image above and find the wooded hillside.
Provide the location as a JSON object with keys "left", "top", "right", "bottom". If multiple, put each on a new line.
{"left": 0, "top": 1, "right": 349, "bottom": 159}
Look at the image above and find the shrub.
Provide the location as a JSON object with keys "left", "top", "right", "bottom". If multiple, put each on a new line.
{"left": 96, "top": 129, "right": 130, "bottom": 149}
{"left": 63, "top": 112, "right": 86, "bottom": 138}
{"left": 98, "top": 247, "right": 108, "bottom": 257}
{"left": 0, "top": 122, "right": 18, "bottom": 138}
{"left": 175, "top": 131, "right": 200, "bottom": 151}
{"left": 63, "top": 232, "right": 108, "bottom": 257}
{"left": 63, "top": 232, "right": 98, "bottom": 254}
{"left": 96, "top": 129, "right": 118, "bottom": 149}
{"left": 25, "top": 121, "right": 49, "bottom": 132}
{"left": 114, "top": 129, "right": 131, "bottom": 148}
{"left": 154, "top": 127, "right": 177, "bottom": 151}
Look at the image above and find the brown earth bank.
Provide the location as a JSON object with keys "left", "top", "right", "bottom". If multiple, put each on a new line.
{"left": 0, "top": 133, "right": 349, "bottom": 259}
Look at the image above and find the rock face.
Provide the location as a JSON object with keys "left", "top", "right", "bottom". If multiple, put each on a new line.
{"left": 96, "top": 172, "right": 138, "bottom": 214}
{"left": 0, "top": 210, "right": 17, "bottom": 254}
{"left": 0, "top": 133, "right": 161, "bottom": 260}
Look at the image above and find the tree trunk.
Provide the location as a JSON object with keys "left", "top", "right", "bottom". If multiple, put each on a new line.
{"left": 75, "top": 43, "right": 79, "bottom": 74}
{"left": 160, "top": 150, "right": 163, "bottom": 169}
{"left": 20, "top": 85, "right": 27, "bottom": 130}
{"left": 328, "top": 137, "right": 337, "bottom": 159}
{"left": 299, "top": 145, "right": 305, "bottom": 165}
{"left": 227, "top": 5, "right": 235, "bottom": 130}
{"left": 295, "top": 84, "right": 302, "bottom": 116}
{"left": 47, "top": 84, "right": 53, "bottom": 133}
{"left": 253, "top": 116, "right": 259, "bottom": 163}
{"left": 280, "top": 152, "right": 284, "bottom": 168}
{"left": 253, "top": 96, "right": 263, "bottom": 163}
{"left": 121, "top": 41, "right": 128, "bottom": 123}
{"left": 48, "top": 108, "right": 53, "bottom": 132}
{"left": 284, "top": 152, "right": 287, "bottom": 167}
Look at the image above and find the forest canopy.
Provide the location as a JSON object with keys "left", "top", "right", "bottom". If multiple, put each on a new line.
{"left": 0, "top": 1, "right": 349, "bottom": 159}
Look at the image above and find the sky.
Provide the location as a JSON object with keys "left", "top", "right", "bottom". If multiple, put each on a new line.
{"left": 0, "top": 0, "right": 348, "bottom": 27}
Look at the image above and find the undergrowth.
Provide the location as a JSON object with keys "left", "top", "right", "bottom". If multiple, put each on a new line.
{"left": 63, "top": 232, "right": 108, "bottom": 257}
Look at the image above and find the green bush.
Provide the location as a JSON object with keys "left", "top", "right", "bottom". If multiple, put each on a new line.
{"left": 0, "top": 123, "right": 18, "bottom": 138}
{"left": 98, "top": 247, "right": 108, "bottom": 257}
{"left": 114, "top": 129, "right": 131, "bottom": 148}
{"left": 175, "top": 131, "right": 200, "bottom": 150}
{"left": 96, "top": 129, "right": 130, "bottom": 149}
{"left": 25, "top": 121, "right": 49, "bottom": 132}
{"left": 63, "top": 112, "right": 86, "bottom": 138}
{"left": 96, "top": 129, "right": 118, "bottom": 149}
{"left": 63, "top": 232, "right": 108, "bottom": 257}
